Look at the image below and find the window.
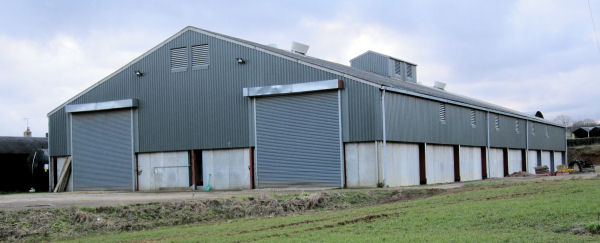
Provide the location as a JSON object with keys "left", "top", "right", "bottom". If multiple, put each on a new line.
{"left": 439, "top": 103, "right": 446, "bottom": 124}
{"left": 170, "top": 47, "right": 188, "bottom": 72}
{"left": 470, "top": 109, "right": 476, "bottom": 127}
{"left": 494, "top": 114, "right": 500, "bottom": 130}
{"left": 515, "top": 120, "right": 520, "bottom": 134}
{"left": 191, "top": 44, "right": 209, "bottom": 70}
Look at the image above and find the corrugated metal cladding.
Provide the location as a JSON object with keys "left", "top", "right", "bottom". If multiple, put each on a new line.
{"left": 528, "top": 121, "right": 565, "bottom": 151}
{"left": 349, "top": 51, "right": 389, "bottom": 77}
{"left": 48, "top": 30, "right": 382, "bottom": 156}
{"left": 255, "top": 91, "right": 341, "bottom": 187}
{"left": 71, "top": 109, "right": 134, "bottom": 191}
{"left": 488, "top": 113, "right": 527, "bottom": 149}
{"left": 385, "top": 92, "right": 487, "bottom": 147}
{"left": 48, "top": 109, "right": 67, "bottom": 156}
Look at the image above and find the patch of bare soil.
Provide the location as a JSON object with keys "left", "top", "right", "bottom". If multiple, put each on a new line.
{"left": 569, "top": 144, "right": 600, "bottom": 165}
{"left": 509, "top": 171, "right": 535, "bottom": 177}
{"left": 0, "top": 188, "right": 444, "bottom": 241}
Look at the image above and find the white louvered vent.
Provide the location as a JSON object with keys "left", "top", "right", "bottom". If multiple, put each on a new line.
{"left": 439, "top": 103, "right": 446, "bottom": 123}
{"left": 494, "top": 114, "right": 500, "bottom": 130}
{"left": 470, "top": 109, "right": 476, "bottom": 127}
{"left": 394, "top": 60, "right": 403, "bottom": 75}
{"left": 515, "top": 120, "right": 520, "bottom": 134}
{"left": 170, "top": 47, "right": 187, "bottom": 72}
{"left": 406, "top": 64, "right": 413, "bottom": 79}
{"left": 531, "top": 124, "right": 536, "bottom": 136}
{"left": 545, "top": 126, "right": 549, "bottom": 138}
{"left": 191, "top": 44, "right": 209, "bottom": 69}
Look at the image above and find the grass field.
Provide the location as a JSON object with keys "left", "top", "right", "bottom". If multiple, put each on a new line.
{"left": 68, "top": 177, "right": 600, "bottom": 242}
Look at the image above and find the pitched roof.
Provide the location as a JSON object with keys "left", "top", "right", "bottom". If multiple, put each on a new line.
{"left": 0, "top": 136, "right": 47, "bottom": 154}
{"left": 48, "top": 26, "right": 562, "bottom": 127}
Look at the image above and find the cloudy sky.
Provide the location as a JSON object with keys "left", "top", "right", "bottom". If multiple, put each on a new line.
{"left": 1, "top": 0, "right": 599, "bottom": 137}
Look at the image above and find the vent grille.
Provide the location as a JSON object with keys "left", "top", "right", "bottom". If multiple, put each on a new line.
{"left": 545, "top": 126, "right": 549, "bottom": 138}
{"left": 439, "top": 103, "right": 446, "bottom": 123}
{"left": 394, "top": 60, "right": 403, "bottom": 75}
{"left": 191, "top": 44, "right": 209, "bottom": 67}
{"left": 515, "top": 120, "right": 520, "bottom": 134}
{"left": 470, "top": 109, "right": 476, "bottom": 127}
{"left": 406, "top": 64, "right": 413, "bottom": 79}
{"left": 531, "top": 124, "right": 535, "bottom": 136}
{"left": 494, "top": 114, "right": 500, "bottom": 130}
{"left": 170, "top": 47, "right": 188, "bottom": 71}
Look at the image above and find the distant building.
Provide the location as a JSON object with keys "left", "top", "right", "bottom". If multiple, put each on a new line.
{"left": 572, "top": 126, "right": 600, "bottom": 138}
{"left": 0, "top": 136, "right": 48, "bottom": 192}
{"left": 47, "top": 27, "right": 567, "bottom": 191}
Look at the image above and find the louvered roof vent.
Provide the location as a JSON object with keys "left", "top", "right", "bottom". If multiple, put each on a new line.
{"left": 350, "top": 50, "right": 417, "bottom": 83}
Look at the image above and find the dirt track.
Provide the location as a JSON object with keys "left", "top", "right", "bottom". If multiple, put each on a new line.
{"left": 0, "top": 187, "right": 333, "bottom": 210}
{"left": 1, "top": 171, "right": 597, "bottom": 211}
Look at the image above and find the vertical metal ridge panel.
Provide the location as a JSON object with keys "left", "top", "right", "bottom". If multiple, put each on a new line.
{"left": 49, "top": 108, "right": 69, "bottom": 156}
{"left": 528, "top": 121, "right": 566, "bottom": 151}
{"left": 71, "top": 109, "right": 133, "bottom": 190}
{"left": 385, "top": 92, "right": 486, "bottom": 146}
{"left": 350, "top": 51, "right": 389, "bottom": 77}
{"left": 255, "top": 91, "right": 341, "bottom": 187}
{"left": 345, "top": 81, "right": 381, "bottom": 142}
{"left": 488, "top": 114, "right": 527, "bottom": 149}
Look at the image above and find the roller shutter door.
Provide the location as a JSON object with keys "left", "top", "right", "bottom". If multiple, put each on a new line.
{"left": 255, "top": 91, "right": 342, "bottom": 188}
{"left": 71, "top": 109, "right": 134, "bottom": 191}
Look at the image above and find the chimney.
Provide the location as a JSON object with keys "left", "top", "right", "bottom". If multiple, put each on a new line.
{"left": 24, "top": 127, "right": 32, "bottom": 137}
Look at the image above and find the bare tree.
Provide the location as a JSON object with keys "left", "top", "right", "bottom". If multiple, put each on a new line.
{"left": 571, "top": 118, "right": 599, "bottom": 130}
{"left": 552, "top": 115, "right": 574, "bottom": 127}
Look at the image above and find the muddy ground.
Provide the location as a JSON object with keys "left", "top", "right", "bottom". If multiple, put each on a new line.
{"left": 569, "top": 144, "right": 600, "bottom": 164}
{"left": 0, "top": 187, "right": 334, "bottom": 211}
{"left": 1, "top": 172, "right": 598, "bottom": 241}
{"left": 0, "top": 188, "right": 444, "bottom": 241}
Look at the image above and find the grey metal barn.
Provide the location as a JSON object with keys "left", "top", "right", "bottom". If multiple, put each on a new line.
{"left": 47, "top": 26, "right": 566, "bottom": 191}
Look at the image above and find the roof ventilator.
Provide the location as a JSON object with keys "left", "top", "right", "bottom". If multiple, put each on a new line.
{"left": 291, "top": 41, "right": 309, "bottom": 55}
{"left": 434, "top": 81, "right": 446, "bottom": 90}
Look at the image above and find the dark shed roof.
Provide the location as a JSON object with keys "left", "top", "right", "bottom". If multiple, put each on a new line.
{"left": 0, "top": 136, "right": 48, "bottom": 154}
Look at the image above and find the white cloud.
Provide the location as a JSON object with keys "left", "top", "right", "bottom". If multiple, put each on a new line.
{"left": 292, "top": 16, "right": 455, "bottom": 85}
{"left": 0, "top": 31, "right": 156, "bottom": 137}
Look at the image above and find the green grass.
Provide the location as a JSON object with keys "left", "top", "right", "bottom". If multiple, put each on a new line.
{"left": 66, "top": 178, "right": 600, "bottom": 242}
